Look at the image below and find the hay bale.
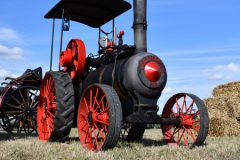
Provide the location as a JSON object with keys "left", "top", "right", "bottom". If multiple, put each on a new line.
{"left": 208, "top": 117, "right": 240, "bottom": 137}
{"left": 204, "top": 81, "right": 240, "bottom": 136}
{"left": 212, "top": 82, "right": 240, "bottom": 98}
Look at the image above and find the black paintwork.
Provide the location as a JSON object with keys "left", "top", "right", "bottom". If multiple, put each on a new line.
{"left": 133, "top": 0, "right": 147, "bottom": 52}
{"left": 45, "top": 0, "right": 132, "bottom": 28}
{"left": 83, "top": 52, "right": 167, "bottom": 119}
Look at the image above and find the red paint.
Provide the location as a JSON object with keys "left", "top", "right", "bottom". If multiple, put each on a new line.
{"left": 117, "top": 30, "right": 125, "bottom": 38}
{"left": 144, "top": 61, "right": 161, "bottom": 82}
{"left": 59, "top": 39, "right": 86, "bottom": 80}
{"left": 37, "top": 74, "right": 56, "bottom": 141}
{"left": 78, "top": 86, "right": 109, "bottom": 151}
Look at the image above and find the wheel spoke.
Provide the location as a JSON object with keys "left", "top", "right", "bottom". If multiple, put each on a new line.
{"left": 10, "top": 95, "right": 22, "bottom": 106}
{"left": 3, "top": 113, "right": 24, "bottom": 123}
{"left": 95, "top": 95, "right": 106, "bottom": 112}
{"left": 92, "top": 127, "right": 99, "bottom": 150}
{"left": 191, "top": 111, "right": 200, "bottom": 118}
{"left": 31, "top": 101, "right": 38, "bottom": 109}
{"left": 84, "top": 127, "right": 93, "bottom": 144}
{"left": 176, "top": 98, "right": 181, "bottom": 114}
{"left": 94, "top": 123, "right": 106, "bottom": 140}
{"left": 186, "top": 100, "right": 194, "bottom": 114}
{"left": 99, "top": 107, "right": 109, "bottom": 114}
{"left": 6, "top": 103, "right": 23, "bottom": 110}
{"left": 96, "top": 119, "right": 109, "bottom": 126}
{"left": 3, "top": 111, "right": 23, "bottom": 114}
{"left": 172, "top": 127, "right": 180, "bottom": 138}
{"left": 181, "top": 95, "right": 187, "bottom": 113}
{"left": 80, "top": 122, "right": 88, "bottom": 133}
{"left": 182, "top": 130, "right": 189, "bottom": 146}
{"left": 79, "top": 113, "right": 88, "bottom": 122}
{"left": 92, "top": 88, "right": 99, "bottom": 111}
{"left": 47, "top": 111, "right": 55, "bottom": 120}
{"left": 90, "top": 89, "right": 93, "bottom": 111}
{"left": 188, "top": 128, "right": 196, "bottom": 142}
{"left": 18, "top": 89, "right": 26, "bottom": 106}
{"left": 84, "top": 98, "right": 90, "bottom": 112}
{"left": 27, "top": 88, "right": 30, "bottom": 108}
{"left": 29, "top": 90, "right": 38, "bottom": 108}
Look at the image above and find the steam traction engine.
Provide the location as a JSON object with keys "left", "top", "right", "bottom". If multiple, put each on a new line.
{"left": 37, "top": 0, "right": 209, "bottom": 151}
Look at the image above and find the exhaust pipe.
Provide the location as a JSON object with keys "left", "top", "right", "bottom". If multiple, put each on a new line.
{"left": 133, "top": 0, "right": 147, "bottom": 53}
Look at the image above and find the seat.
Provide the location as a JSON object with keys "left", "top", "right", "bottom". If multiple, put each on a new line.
{"left": 17, "top": 67, "right": 42, "bottom": 81}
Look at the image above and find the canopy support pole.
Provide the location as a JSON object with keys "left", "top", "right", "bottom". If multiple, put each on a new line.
{"left": 50, "top": 19, "right": 55, "bottom": 71}
{"left": 59, "top": 9, "right": 65, "bottom": 71}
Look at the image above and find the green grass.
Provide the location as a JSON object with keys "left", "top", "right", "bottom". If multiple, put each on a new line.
{"left": 0, "top": 129, "right": 239, "bottom": 160}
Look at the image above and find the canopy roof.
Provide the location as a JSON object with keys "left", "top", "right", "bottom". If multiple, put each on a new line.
{"left": 45, "top": 0, "right": 132, "bottom": 28}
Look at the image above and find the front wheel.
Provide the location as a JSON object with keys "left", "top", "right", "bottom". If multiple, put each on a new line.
{"left": 77, "top": 84, "right": 122, "bottom": 151}
{"left": 162, "top": 93, "right": 209, "bottom": 147}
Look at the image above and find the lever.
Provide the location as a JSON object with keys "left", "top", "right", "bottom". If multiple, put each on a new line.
{"left": 117, "top": 31, "right": 125, "bottom": 46}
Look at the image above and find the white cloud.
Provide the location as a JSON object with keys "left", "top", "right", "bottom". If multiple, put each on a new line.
{"left": 0, "top": 68, "right": 20, "bottom": 83}
{"left": 0, "top": 27, "right": 24, "bottom": 59}
{"left": 0, "top": 28, "right": 21, "bottom": 43}
{"left": 0, "top": 68, "right": 12, "bottom": 83}
{"left": 0, "top": 44, "right": 23, "bottom": 59}
{"left": 212, "top": 63, "right": 239, "bottom": 73}
{"left": 204, "top": 63, "right": 240, "bottom": 80}
{"left": 225, "top": 63, "right": 239, "bottom": 72}
{"left": 0, "top": 68, "right": 11, "bottom": 78}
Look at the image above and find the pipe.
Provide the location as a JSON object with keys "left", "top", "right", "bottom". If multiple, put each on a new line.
{"left": 133, "top": 0, "right": 147, "bottom": 53}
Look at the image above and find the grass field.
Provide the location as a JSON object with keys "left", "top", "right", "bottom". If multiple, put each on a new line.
{"left": 0, "top": 129, "right": 239, "bottom": 160}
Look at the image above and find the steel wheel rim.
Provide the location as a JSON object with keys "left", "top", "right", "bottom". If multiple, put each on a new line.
{"left": 162, "top": 94, "right": 201, "bottom": 147}
{"left": 78, "top": 86, "right": 109, "bottom": 151}
{"left": 0, "top": 86, "right": 39, "bottom": 134}
{"left": 37, "top": 74, "right": 56, "bottom": 140}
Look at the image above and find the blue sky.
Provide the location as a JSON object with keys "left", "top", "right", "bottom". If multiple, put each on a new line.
{"left": 0, "top": 0, "right": 240, "bottom": 111}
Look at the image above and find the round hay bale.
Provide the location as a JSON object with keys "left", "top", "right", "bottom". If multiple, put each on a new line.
{"left": 204, "top": 81, "right": 240, "bottom": 137}
{"left": 212, "top": 82, "right": 240, "bottom": 98}
{"left": 208, "top": 117, "right": 240, "bottom": 137}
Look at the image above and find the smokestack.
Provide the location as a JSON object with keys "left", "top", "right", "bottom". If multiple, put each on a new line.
{"left": 133, "top": 0, "right": 147, "bottom": 53}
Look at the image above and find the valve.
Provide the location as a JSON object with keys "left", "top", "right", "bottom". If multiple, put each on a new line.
{"left": 117, "top": 31, "right": 125, "bottom": 46}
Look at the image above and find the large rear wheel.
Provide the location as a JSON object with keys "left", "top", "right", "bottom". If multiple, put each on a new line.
{"left": 162, "top": 93, "right": 209, "bottom": 147}
{"left": 37, "top": 72, "right": 74, "bottom": 142}
{"left": 77, "top": 84, "right": 122, "bottom": 151}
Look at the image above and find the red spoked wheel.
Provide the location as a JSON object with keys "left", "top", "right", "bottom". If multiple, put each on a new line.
{"left": 77, "top": 84, "right": 122, "bottom": 151}
{"left": 60, "top": 39, "right": 86, "bottom": 80}
{"left": 162, "top": 93, "right": 209, "bottom": 147}
{"left": 37, "top": 72, "right": 74, "bottom": 141}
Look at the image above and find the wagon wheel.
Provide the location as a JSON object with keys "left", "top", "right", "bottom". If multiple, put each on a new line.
{"left": 0, "top": 86, "right": 39, "bottom": 134}
{"left": 120, "top": 123, "right": 146, "bottom": 141}
{"left": 77, "top": 84, "right": 122, "bottom": 151}
{"left": 162, "top": 93, "right": 209, "bottom": 147}
{"left": 37, "top": 72, "right": 74, "bottom": 142}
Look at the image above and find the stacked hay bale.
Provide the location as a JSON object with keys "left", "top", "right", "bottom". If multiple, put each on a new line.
{"left": 204, "top": 82, "right": 240, "bottom": 136}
